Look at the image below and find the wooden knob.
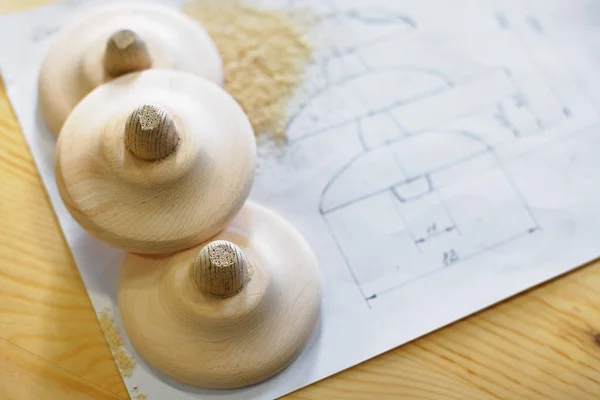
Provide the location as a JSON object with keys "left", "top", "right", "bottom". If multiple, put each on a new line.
{"left": 118, "top": 202, "right": 322, "bottom": 389}
{"left": 193, "top": 241, "right": 248, "bottom": 298}
{"left": 124, "top": 104, "right": 179, "bottom": 161}
{"left": 38, "top": 2, "right": 223, "bottom": 136}
{"left": 55, "top": 69, "right": 255, "bottom": 254}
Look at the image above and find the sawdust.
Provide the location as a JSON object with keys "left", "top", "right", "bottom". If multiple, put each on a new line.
{"left": 98, "top": 309, "right": 136, "bottom": 377}
{"left": 184, "top": 0, "right": 313, "bottom": 140}
{"left": 132, "top": 384, "right": 147, "bottom": 400}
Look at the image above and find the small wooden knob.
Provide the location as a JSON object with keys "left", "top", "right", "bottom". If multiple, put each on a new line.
{"left": 124, "top": 104, "right": 180, "bottom": 161}
{"left": 193, "top": 241, "right": 248, "bottom": 298}
{"left": 38, "top": 2, "right": 223, "bottom": 136}
{"left": 104, "top": 29, "right": 152, "bottom": 76}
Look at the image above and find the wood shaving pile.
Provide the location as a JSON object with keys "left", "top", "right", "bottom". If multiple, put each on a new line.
{"left": 184, "top": 0, "right": 312, "bottom": 140}
{"left": 98, "top": 309, "right": 136, "bottom": 377}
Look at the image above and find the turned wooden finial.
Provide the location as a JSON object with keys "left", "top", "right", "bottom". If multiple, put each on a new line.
{"left": 39, "top": 2, "right": 224, "bottom": 137}
{"left": 104, "top": 29, "right": 152, "bottom": 77}
{"left": 55, "top": 70, "right": 255, "bottom": 254}
{"left": 118, "top": 203, "right": 321, "bottom": 388}
{"left": 124, "top": 104, "right": 180, "bottom": 161}
{"left": 193, "top": 240, "right": 249, "bottom": 298}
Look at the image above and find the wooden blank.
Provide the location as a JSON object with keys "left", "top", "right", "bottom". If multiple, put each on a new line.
{"left": 38, "top": 1, "right": 222, "bottom": 136}
{"left": 118, "top": 202, "right": 322, "bottom": 389}
{"left": 55, "top": 69, "right": 256, "bottom": 254}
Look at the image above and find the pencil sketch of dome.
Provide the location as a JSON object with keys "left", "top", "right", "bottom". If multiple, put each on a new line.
{"left": 320, "top": 128, "right": 540, "bottom": 300}
{"left": 254, "top": 5, "right": 585, "bottom": 304}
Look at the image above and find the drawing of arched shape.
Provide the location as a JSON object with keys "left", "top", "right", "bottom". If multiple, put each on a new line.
{"left": 307, "top": 7, "right": 417, "bottom": 60}
{"left": 287, "top": 67, "right": 453, "bottom": 141}
{"left": 320, "top": 127, "right": 539, "bottom": 300}
{"left": 320, "top": 130, "right": 489, "bottom": 214}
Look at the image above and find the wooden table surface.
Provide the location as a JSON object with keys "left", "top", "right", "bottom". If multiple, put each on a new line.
{"left": 2, "top": 1, "right": 600, "bottom": 399}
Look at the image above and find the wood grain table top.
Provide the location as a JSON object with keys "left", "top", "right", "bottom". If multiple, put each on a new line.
{"left": 1, "top": 1, "right": 600, "bottom": 399}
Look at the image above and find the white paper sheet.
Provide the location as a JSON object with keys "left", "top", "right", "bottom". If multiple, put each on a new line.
{"left": 2, "top": 0, "right": 600, "bottom": 398}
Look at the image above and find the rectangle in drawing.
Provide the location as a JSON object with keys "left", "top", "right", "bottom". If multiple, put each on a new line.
{"left": 435, "top": 166, "right": 539, "bottom": 251}
{"left": 323, "top": 191, "right": 422, "bottom": 287}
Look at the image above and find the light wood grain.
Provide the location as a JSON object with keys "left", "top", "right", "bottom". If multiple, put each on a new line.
{"left": 38, "top": 1, "right": 222, "bottom": 135}
{"left": 119, "top": 203, "right": 321, "bottom": 389}
{"left": 2, "top": 1, "right": 600, "bottom": 399}
{"left": 0, "top": 75, "right": 129, "bottom": 398}
{"left": 0, "top": 336, "right": 122, "bottom": 400}
{"left": 55, "top": 69, "right": 256, "bottom": 254}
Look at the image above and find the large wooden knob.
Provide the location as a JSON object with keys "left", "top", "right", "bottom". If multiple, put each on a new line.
{"left": 38, "top": 2, "right": 222, "bottom": 136}
{"left": 55, "top": 69, "right": 255, "bottom": 254}
{"left": 118, "top": 202, "right": 321, "bottom": 389}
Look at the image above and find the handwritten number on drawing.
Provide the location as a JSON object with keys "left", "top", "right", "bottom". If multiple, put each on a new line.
{"left": 443, "top": 250, "right": 459, "bottom": 266}
{"left": 427, "top": 223, "right": 437, "bottom": 236}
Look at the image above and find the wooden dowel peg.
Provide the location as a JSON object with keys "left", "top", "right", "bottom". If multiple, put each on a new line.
{"left": 124, "top": 104, "right": 179, "bottom": 161}
{"left": 104, "top": 29, "right": 152, "bottom": 77}
{"left": 38, "top": 2, "right": 223, "bottom": 136}
{"left": 193, "top": 240, "right": 249, "bottom": 298}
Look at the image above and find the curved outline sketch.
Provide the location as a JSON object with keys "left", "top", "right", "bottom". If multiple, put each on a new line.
{"left": 320, "top": 122, "right": 540, "bottom": 304}
{"left": 283, "top": 3, "right": 416, "bottom": 64}
{"left": 278, "top": 3, "right": 573, "bottom": 305}
{"left": 319, "top": 130, "right": 491, "bottom": 214}
{"left": 286, "top": 66, "right": 454, "bottom": 141}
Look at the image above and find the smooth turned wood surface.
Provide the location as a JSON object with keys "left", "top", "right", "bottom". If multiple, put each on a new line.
{"left": 119, "top": 205, "right": 320, "bottom": 388}
{"left": 37, "top": 1, "right": 222, "bottom": 136}
{"left": 2, "top": 2, "right": 600, "bottom": 399}
{"left": 55, "top": 70, "right": 256, "bottom": 254}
